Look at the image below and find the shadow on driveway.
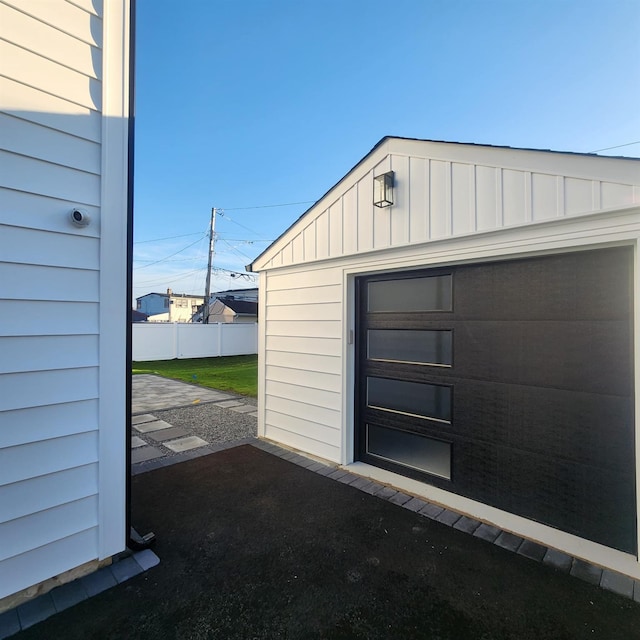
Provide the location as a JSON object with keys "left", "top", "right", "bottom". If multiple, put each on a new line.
{"left": 17, "top": 445, "right": 640, "bottom": 639}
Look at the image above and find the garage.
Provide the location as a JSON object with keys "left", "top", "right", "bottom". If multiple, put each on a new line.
{"left": 248, "top": 137, "right": 640, "bottom": 578}
{"left": 356, "top": 247, "right": 635, "bottom": 553}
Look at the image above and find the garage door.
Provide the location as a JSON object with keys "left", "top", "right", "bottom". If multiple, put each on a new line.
{"left": 355, "top": 246, "right": 636, "bottom": 554}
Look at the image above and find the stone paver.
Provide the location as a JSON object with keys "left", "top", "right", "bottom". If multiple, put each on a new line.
{"left": 131, "top": 414, "right": 158, "bottom": 426}
{"left": 600, "top": 569, "right": 634, "bottom": 598}
{"left": 131, "top": 436, "right": 147, "bottom": 448}
{"left": 229, "top": 404, "right": 258, "bottom": 414}
{"left": 134, "top": 549, "right": 161, "bottom": 571}
{"left": 453, "top": 516, "right": 481, "bottom": 535}
{"left": 134, "top": 419, "right": 173, "bottom": 434}
{"left": 146, "top": 426, "right": 191, "bottom": 442}
{"left": 50, "top": 580, "right": 88, "bottom": 612}
{"left": 373, "top": 486, "right": 398, "bottom": 500}
{"left": 543, "top": 548, "right": 573, "bottom": 572}
{"left": 403, "top": 497, "right": 429, "bottom": 513}
{"left": 111, "top": 557, "right": 144, "bottom": 584}
{"left": 131, "top": 446, "right": 165, "bottom": 464}
{"left": 164, "top": 436, "right": 209, "bottom": 453}
{"left": 0, "top": 608, "right": 20, "bottom": 640}
{"left": 517, "top": 539, "right": 547, "bottom": 562}
{"left": 494, "top": 531, "right": 523, "bottom": 553}
{"left": 16, "top": 594, "right": 56, "bottom": 630}
{"left": 80, "top": 568, "right": 116, "bottom": 597}
{"left": 215, "top": 400, "right": 244, "bottom": 408}
{"left": 472, "top": 523, "right": 501, "bottom": 543}
{"left": 570, "top": 559, "right": 603, "bottom": 586}
{"left": 327, "top": 469, "right": 350, "bottom": 481}
{"left": 436, "top": 509, "right": 462, "bottom": 527}
{"left": 418, "top": 503, "right": 445, "bottom": 519}
{"left": 388, "top": 492, "right": 412, "bottom": 506}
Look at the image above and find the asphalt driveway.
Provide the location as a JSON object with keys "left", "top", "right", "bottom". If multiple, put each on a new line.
{"left": 14, "top": 445, "right": 640, "bottom": 639}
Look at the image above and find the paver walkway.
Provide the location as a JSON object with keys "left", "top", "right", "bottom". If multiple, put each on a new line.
{"left": 130, "top": 375, "right": 257, "bottom": 466}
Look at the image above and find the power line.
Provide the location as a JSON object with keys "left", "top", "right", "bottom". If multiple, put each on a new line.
{"left": 134, "top": 231, "right": 205, "bottom": 244}
{"left": 134, "top": 267, "right": 207, "bottom": 287}
{"left": 222, "top": 200, "right": 314, "bottom": 211}
{"left": 134, "top": 235, "right": 207, "bottom": 270}
{"left": 217, "top": 210, "right": 273, "bottom": 241}
{"left": 219, "top": 238, "right": 255, "bottom": 262}
{"left": 589, "top": 140, "right": 640, "bottom": 153}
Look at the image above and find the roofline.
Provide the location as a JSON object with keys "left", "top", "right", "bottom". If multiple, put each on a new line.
{"left": 246, "top": 136, "right": 640, "bottom": 271}
{"left": 136, "top": 291, "right": 204, "bottom": 299}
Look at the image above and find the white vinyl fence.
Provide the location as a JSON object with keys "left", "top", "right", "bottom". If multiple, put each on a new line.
{"left": 132, "top": 322, "right": 258, "bottom": 361}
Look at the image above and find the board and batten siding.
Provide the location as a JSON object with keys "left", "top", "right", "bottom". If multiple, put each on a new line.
{"left": 262, "top": 267, "right": 343, "bottom": 462}
{"left": 0, "top": 0, "right": 130, "bottom": 601}
{"left": 254, "top": 139, "right": 640, "bottom": 271}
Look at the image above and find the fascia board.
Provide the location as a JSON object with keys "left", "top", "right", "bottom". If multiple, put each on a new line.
{"left": 388, "top": 138, "right": 640, "bottom": 184}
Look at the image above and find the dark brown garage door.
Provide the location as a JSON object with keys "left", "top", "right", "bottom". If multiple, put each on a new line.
{"left": 355, "top": 246, "right": 636, "bottom": 554}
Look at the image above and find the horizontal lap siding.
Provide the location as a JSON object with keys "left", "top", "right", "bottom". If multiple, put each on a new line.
{"left": 0, "top": 496, "right": 98, "bottom": 562}
{"left": 0, "top": 529, "right": 98, "bottom": 603}
{"left": 0, "top": 0, "right": 107, "bottom": 600}
{"left": 0, "top": 400, "right": 98, "bottom": 449}
{"left": 0, "top": 464, "right": 97, "bottom": 524}
{"left": 263, "top": 267, "right": 343, "bottom": 462}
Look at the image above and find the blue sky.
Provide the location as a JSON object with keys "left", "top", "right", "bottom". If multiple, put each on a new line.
{"left": 132, "top": 0, "right": 640, "bottom": 301}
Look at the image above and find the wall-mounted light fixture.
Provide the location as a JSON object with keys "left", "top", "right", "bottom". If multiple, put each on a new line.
{"left": 373, "top": 171, "right": 394, "bottom": 208}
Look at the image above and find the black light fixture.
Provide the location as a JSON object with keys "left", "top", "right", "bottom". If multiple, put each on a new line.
{"left": 373, "top": 171, "right": 394, "bottom": 208}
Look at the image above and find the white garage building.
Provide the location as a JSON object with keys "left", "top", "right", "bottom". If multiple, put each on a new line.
{"left": 248, "top": 137, "right": 640, "bottom": 579}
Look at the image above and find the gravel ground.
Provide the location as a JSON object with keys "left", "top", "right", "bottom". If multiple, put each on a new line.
{"left": 149, "top": 397, "right": 258, "bottom": 446}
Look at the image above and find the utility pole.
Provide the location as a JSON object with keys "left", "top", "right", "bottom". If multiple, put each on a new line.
{"left": 203, "top": 207, "right": 217, "bottom": 323}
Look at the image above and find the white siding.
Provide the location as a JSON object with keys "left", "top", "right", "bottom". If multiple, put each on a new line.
{"left": 262, "top": 267, "right": 343, "bottom": 461}
{"left": 252, "top": 139, "right": 640, "bottom": 271}
{"left": 0, "top": 0, "right": 130, "bottom": 601}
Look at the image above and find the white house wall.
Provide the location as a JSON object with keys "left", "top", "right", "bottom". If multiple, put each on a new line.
{"left": 262, "top": 266, "right": 344, "bottom": 461}
{"left": 253, "top": 139, "right": 640, "bottom": 271}
{"left": 0, "top": 0, "right": 129, "bottom": 601}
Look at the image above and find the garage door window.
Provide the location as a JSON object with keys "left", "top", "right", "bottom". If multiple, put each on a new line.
{"left": 368, "top": 329, "right": 452, "bottom": 366}
{"left": 367, "top": 377, "right": 452, "bottom": 423}
{"left": 368, "top": 274, "right": 452, "bottom": 312}
{"left": 367, "top": 424, "right": 451, "bottom": 479}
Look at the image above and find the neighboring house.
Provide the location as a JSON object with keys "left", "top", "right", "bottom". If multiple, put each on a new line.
{"left": 212, "top": 287, "right": 258, "bottom": 302}
{"left": 192, "top": 287, "right": 258, "bottom": 322}
{"left": 131, "top": 309, "right": 148, "bottom": 322}
{"left": 248, "top": 137, "right": 640, "bottom": 581}
{"left": 136, "top": 288, "right": 204, "bottom": 323}
{"left": 0, "top": 0, "right": 132, "bottom": 610}
{"left": 207, "top": 297, "right": 258, "bottom": 323}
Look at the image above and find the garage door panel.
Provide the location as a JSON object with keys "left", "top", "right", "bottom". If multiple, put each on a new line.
{"left": 356, "top": 246, "right": 635, "bottom": 554}
{"left": 454, "top": 248, "right": 632, "bottom": 322}
{"left": 499, "top": 448, "right": 636, "bottom": 554}
{"left": 504, "top": 386, "right": 634, "bottom": 471}
{"left": 453, "top": 320, "right": 631, "bottom": 395}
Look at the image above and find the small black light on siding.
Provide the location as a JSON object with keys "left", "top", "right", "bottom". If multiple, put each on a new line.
{"left": 373, "top": 171, "right": 394, "bottom": 208}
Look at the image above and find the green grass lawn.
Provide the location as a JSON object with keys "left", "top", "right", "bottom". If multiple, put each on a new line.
{"left": 132, "top": 355, "right": 258, "bottom": 397}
